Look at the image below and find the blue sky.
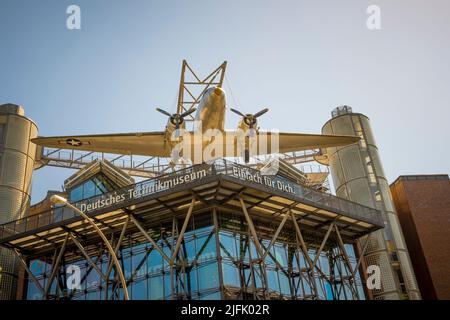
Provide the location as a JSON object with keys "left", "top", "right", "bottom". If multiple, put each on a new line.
{"left": 1, "top": 0, "right": 449, "bottom": 203}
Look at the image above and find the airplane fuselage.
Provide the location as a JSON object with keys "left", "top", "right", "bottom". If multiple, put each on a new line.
{"left": 194, "top": 87, "right": 227, "bottom": 133}
{"left": 31, "top": 83, "right": 360, "bottom": 164}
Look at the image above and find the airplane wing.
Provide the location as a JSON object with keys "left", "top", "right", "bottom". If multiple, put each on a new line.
{"left": 269, "top": 132, "right": 359, "bottom": 153}
{"left": 219, "top": 131, "right": 360, "bottom": 156}
{"left": 31, "top": 132, "right": 171, "bottom": 157}
{"left": 32, "top": 131, "right": 358, "bottom": 159}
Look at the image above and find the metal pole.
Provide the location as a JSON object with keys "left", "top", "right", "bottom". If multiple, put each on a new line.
{"left": 170, "top": 198, "right": 196, "bottom": 264}
{"left": 64, "top": 201, "right": 129, "bottom": 300}
{"left": 212, "top": 207, "right": 225, "bottom": 299}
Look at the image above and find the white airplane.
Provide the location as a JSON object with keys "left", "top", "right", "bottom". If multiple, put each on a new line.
{"left": 32, "top": 86, "right": 359, "bottom": 163}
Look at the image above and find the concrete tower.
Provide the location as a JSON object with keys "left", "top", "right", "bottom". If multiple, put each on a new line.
{"left": 0, "top": 104, "right": 38, "bottom": 299}
{"left": 322, "top": 106, "right": 420, "bottom": 300}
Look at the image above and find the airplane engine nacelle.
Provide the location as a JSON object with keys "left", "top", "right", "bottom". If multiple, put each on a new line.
{"left": 165, "top": 118, "right": 185, "bottom": 140}
{"left": 237, "top": 117, "right": 258, "bottom": 132}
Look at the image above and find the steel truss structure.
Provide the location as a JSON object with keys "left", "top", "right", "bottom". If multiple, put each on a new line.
{"left": 35, "top": 148, "right": 324, "bottom": 178}
{"left": 11, "top": 205, "right": 370, "bottom": 300}
{"left": 0, "top": 160, "right": 381, "bottom": 300}
{"left": 176, "top": 60, "right": 227, "bottom": 122}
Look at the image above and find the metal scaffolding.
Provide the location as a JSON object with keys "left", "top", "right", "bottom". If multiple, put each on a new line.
{"left": 0, "top": 160, "right": 382, "bottom": 300}
{"left": 10, "top": 202, "right": 371, "bottom": 300}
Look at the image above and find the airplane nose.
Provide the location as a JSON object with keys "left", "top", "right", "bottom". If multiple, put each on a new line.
{"left": 213, "top": 87, "right": 224, "bottom": 96}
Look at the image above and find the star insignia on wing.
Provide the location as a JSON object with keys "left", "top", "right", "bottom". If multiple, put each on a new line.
{"left": 66, "top": 138, "right": 83, "bottom": 146}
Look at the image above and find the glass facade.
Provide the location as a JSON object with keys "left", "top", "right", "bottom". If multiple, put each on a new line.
{"left": 25, "top": 212, "right": 365, "bottom": 300}
{"left": 69, "top": 173, "right": 117, "bottom": 202}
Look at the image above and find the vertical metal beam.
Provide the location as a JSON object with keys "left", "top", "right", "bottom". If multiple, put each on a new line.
{"left": 218, "top": 61, "right": 227, "bottom": 87}
{"left": 170, "top": 217, "right": 177, "bottom": 300}
{"left": 333, "top": 225, "right": 360, "bottom": 300}
{"left": 105, "top": 217, "right": 130, "bottom": 280}
{"left": 44, "top": 234, "right": 69, "bottom": 297}
{"left": 290, "top": 211, "right": 323, "bottom": 299}
{"left": 238, "top": 197, "right": 264, "bottom": 258}
{"left": 212, "top": 207, "right": 225, "bottom": 300}
{"left": 12, "top": 249, "right": 45, "bottom": 296}
{"left": 238, "top": 197, "right": 271, "bottom": 299}
{"left": 290, "top": 211, "right": 314, "bottom": 269}
{"left": 177, "top": 60, "right": 187, "bottom": 114}
{"left": 353, "top": 235, "right": 370, "bottom": 276}
{"left": 261, "top": 213, "right": 289, "bottom": 261}
{"left": 333, "top": 224, "right": 355, "bottom": 278}
{"left": 312, "top": 222, "right": 335, "bottom": 267}
{"left": 170, "top": 198, "right": 196, "bottom": 264}
{"left": 104, "top": 233, "right": 116, "bottom": 301}
{"left": 167, "top": 198, "right": 195, "bottom": 299}
{"left": 246, "top": 229, "right": 258, "bottom": 300}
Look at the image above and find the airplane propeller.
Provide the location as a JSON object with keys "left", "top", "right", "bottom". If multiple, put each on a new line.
{"left": 156, "top": 107, "right": 197, "bottom": 130}
{"left": 230, "top": 107, "right": 269, "bottom": 163}
{"left": 230, "top": 107, "right": 269, "bottom": 129}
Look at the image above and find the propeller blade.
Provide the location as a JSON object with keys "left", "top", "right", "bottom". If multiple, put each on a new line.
{"left": 230, "top": 108, "right": 245, "bottom": 117}
{"left": 254, "top": 108, "right": 269, "bottom": 118}
{"left": 180, "top": 108, "right": 197, "bottom": 118}
{"left": 156, "top": 108, "right": 172, "bottom": 117}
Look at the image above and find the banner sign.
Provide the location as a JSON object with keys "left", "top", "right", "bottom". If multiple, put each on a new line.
{"left": 229, "top": 166, "right": 297, "bottom": 195}
{"left": 78, "top": 167, "right": 208, "bottom": 213}
{"left": 77, "top": 163, "right": 298, "bottom": 214}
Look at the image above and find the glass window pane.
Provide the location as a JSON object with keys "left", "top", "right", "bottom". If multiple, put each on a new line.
{"left": 83, "top": 180, "right": 96, "bottom": 199}
{"left": 278, "top": 271, "right": 290, "bottom": 295}
{"left": 185, "top": 237, "right": 196, "bottom": 263}
{"left": 147, "top": 249, "right": 163, "bottom": 274}
{"left": 148, "top": 275, "right": 163, "bottom": 300}
{"left": 132, "top": 251, "right": 147, "bottom": 279}
{"left": 274, "top": 244, "right": 288, "bottom": 268}
{"left": 267, "top": 269, "right": 279, "bottom": 292}
{"left": 27, "top": 282, "right": 42, "bottom": 300}
{"left": 86, "top": 289, "right": 100, "bottom": 300}
{"left": 222, "top": 262, "right": 240, "bottom": 287}
{"left": 93, "top": 176, "right": 107, "bottom": 195}
{"left": 122, "top": 254, "right": 132, "bottom": 280}
{"left": 219, "top": 232, "right": 237, "bottom": 260}
{"left": 164, "top": 273, "right": 171, "bottom": 299}
{"left": 196, "top": 234, "right": 216, "bottom": 262}
{"left": 86, "top": 267, "right": 100, "bottom": 291}
{"left": 70, "top": 185, "right": 83, "bottom": 202}
{"left": 197, "top": 263, "right": 219, "bottom": 291}
{"left": 187, "top": 267, "right": 198, "bottom": 293}
{"left": 132, "top": 279, "right": 147, "bottom": 300}
{"left": 199, "top": 291, "right": 221, "bottom": 300}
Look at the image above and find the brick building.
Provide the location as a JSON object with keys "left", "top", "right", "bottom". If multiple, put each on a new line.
{"left": 390, "top": 175, "right": 450, "bottom": 300}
